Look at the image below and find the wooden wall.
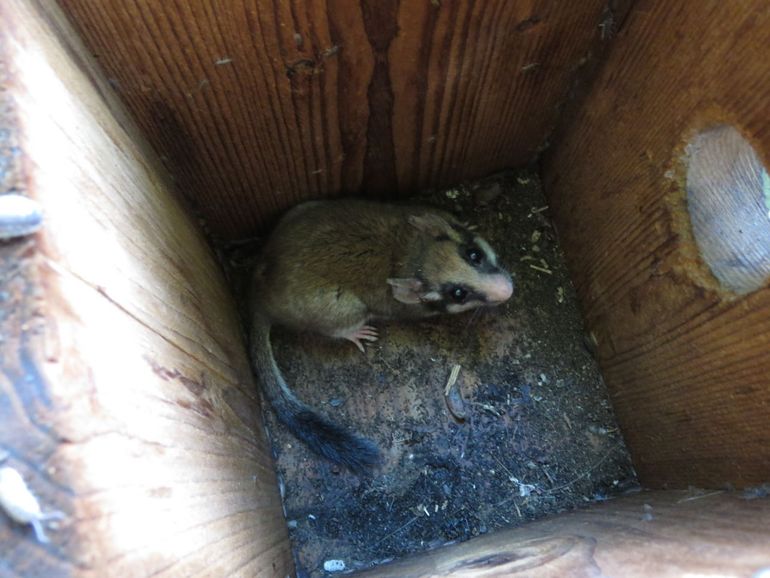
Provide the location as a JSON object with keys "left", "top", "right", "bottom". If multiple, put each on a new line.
{"left": 544, "top": 1, "right": 770, "bottom": 488}
{"left": 358, "top": 490, "right": 770, "bottom": 577}
{"left": 0, "top": 1, "right": 293, "bottom": 575}
{"left": 57, "top": 0, "right": 612, "bottom": 240}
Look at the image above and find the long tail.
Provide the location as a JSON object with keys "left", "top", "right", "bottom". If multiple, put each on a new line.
{"left": 250, "top": 311, "right": 381, "bottom": 473}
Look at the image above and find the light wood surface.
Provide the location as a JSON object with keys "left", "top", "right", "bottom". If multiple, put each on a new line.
{"left": 357, "top": 490, "right": 770, "bottom": 577}
{"left": 57, "top": 0, "right": 610, "bottom": 239}
{"left": 543, "top": 1, "right": 770, "bottom": 488}
{"left": 0, "top": 1, "right": 293, "bottom": 575}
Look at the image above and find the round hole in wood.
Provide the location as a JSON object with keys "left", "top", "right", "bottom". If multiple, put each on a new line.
{"left": 686, "top": 124, "right": 770, "bottom": 294}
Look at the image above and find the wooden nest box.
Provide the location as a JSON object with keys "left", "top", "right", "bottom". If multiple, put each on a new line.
{"left": 1, "top": 1, "right": 769, "bottom": 576}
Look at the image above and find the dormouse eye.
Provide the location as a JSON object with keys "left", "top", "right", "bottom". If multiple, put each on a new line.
{"left": 448, "top": 286, "right": 468, "bottom": 303}
{"left": 467, "top": 246, "right": 484, "bottom": 266}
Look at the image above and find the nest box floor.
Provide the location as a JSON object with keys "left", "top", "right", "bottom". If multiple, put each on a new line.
{"left": 228, "top": 169, "right": 637, "bottom": 577}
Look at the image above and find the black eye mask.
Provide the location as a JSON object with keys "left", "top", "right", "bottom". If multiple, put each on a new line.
{"left": 466, "top": 246, "right": 484, "bottom": 266}
{"left": 441, "top": 283, "right": 485, "bottom": 306}
{"left": 459, "top": 243, "right": 504, "bottom": 276}
{"left": 448, "top": 285, "right": 469, "bottom": 303}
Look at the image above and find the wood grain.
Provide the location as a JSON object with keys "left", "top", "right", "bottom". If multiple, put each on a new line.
{"left": 0, "top": 1, "right": 292, "bottom": 575}
{"left": 56, "top": 0, "right": 610, "bottom": 240}
{"left": 543, "top": 1, "right": 770, "bottom": 488}
{"left": 357, "top": 490, "right": 770, "bottom": 577}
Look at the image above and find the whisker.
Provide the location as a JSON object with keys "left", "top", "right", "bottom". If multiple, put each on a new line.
{"left": 463, "top": 308, "right": 487, "bottom": 349}
{"left": 463, "top": 307, "right": 483, "bottom": 333}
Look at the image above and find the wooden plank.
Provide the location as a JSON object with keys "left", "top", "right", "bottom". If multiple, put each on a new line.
{"left": 542, "top": 2, "right": 770, "bottom": 488}
{"left": 0, "top": 1, "right": 293, "bottom": 576}
{"left": 356, "top": 490, "right": 770, "bottom": 577}
{"left": 56, "top": 0, "right": 610, "bottom": 239}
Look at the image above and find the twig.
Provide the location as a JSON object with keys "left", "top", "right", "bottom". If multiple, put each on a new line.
{"left": 373, "top": 516, "right": 419, "bottom": 547}
{"left": 496, "top": 445, "right": 620, "bottom": 509}
{"left": 444, "top": 364, "right": 462, "bottom": 396}
{"left": 544, "top": 446, "right": 619, "bottom": 495}
{"left": 492, "top": 457, "right": 539, "bottom": 502}
{"left": 472, "top": 402, "right": 502, "bottom": 417}
{"left": 529, "top": 264, "right": 553, "bottom": 275}
{"left": 540, "top": 465, "right": 556, "bottom": 485}
{"left": 458, "top": 420, "right": 471, "bottom": 459}
{"left": 677, "top": 490, "right": 725, "bottom": 503}
{"left": 493, "top": 456, "right": 516, "bottom": 481}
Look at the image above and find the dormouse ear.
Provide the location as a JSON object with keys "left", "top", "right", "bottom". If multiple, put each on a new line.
{"left": 387, "top": 278, "right": 442, "bottom": 304}
{"left": 387, "top": 278, "right": 423, "bottom": 304}
{"left": 408, "top": 213, "right": 453, "bottom": 238}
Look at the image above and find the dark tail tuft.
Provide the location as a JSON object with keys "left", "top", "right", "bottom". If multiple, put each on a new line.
{"left": 250, "top": 311, "right": 381, "bottom": 473}
{"left": 288, "top": 411, "right": 381, "bottom": 473}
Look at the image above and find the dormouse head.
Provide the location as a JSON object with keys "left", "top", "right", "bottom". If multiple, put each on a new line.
{"left": 387, "top": 211, "right": 514, "bottom": 314}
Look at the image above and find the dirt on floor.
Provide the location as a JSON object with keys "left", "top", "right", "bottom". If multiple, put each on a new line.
{"left": 224, "top": 169, "right": 638, "bottom": 577}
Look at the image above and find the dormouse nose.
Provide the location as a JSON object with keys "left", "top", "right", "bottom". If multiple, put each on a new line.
{"left": 485, "top": 272, "right": 514, "bottom": 304}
